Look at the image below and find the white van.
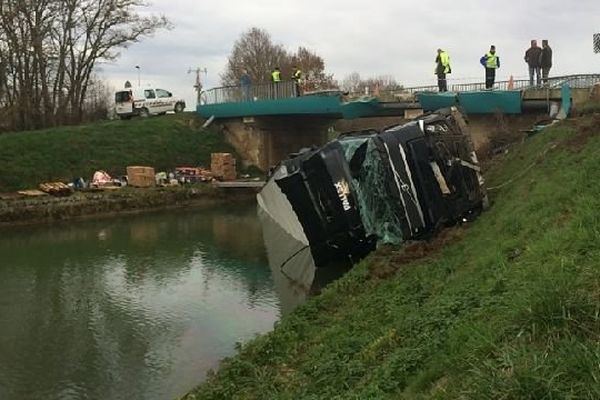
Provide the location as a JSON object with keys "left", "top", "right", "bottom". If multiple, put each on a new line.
{"left": 115, "top": 88, "right": 186, "bottom": 119}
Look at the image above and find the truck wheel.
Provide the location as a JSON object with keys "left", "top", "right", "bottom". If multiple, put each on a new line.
{"left": 119, "top": 115, "right": 131, "bottom": 120}
{"left": 174, "top": 102, "right": 184, "bottom": 113}
{"left": 139, "top": 108, "right": 150, "bottom": 118}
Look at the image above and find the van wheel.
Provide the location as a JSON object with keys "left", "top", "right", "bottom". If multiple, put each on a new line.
{"left": 139, "top": 108, "right": 150, "bottom": 118}
{"left": 174, "top": 103, "right": 184, "bottom": 113}
{"left": 119, "top": 115, "right": 131, "bottom": 120}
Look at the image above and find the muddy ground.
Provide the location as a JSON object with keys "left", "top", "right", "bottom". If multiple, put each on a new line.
{"left": 0, "top": 185, "right": 257, "bottom": 227}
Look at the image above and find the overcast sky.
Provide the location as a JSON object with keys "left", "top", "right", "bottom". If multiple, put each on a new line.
{"left": 102, "top": 0, "right": 600, "bottom": 108}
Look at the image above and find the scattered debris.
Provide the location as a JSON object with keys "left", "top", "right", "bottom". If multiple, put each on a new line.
{"left": 39, "top": 182, "right": 73, "bottom": 196}
{"left": 16, "top": 190, "right": 48, "bottom": 197}
{"left": 92, "top": 170, "right": 113, "bottom": 187}
{"left": 175, "top": 167, "right": 213, "bottom": 184}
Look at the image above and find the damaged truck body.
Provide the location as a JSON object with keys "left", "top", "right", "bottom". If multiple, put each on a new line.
{"left": 257, "top": 107, "right": 487, "bottom": 269}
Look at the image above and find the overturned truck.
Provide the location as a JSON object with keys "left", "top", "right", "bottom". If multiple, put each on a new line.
{"left": 257, "top": 107, "right": 487, "bottom": 268}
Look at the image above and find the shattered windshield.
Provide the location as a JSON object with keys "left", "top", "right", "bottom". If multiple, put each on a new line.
{"left": 339, "top": 135, "right": 405, "bottom": 245}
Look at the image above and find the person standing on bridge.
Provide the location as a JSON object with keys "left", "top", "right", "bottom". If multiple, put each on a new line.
{"left": 483, "top": 45, "right": 500, "bottom": 89}
{"left": 271, "top": 67, "right": 282, "bottom": 98}
{"left": 292, "top": 66, "right": 302, "bottom": 96}
{"left": 435, "top": 48, "right": 451, "bottom": 92}
{"left": 524, "top": 40, "right": 543, "bottom": 86}
{"left": 240, "top": 69, "right": 252, "bottom": 101}
{"left": 541, "top": 40, "right": 553, "bottom": 86}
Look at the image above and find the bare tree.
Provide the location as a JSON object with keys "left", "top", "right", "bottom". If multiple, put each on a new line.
{"left": 221, "top": 27, "right": 333, "bottom": 87}
{"left": 341, "top": 72, "right": 403, "bottom": 94}
{"left": 221, "top": 27, "right": 287, "bottom": 85}
{"left": 341, "top": 72, "right": 363, "bottom": 93}
{"left": 0, "top": 0, "right": 170, "bottom": 131}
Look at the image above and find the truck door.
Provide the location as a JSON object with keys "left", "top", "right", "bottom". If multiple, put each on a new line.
{"left": 155, "top": 89, "right": 173, "bottom": 113}
{"left": 143, "top": 89, "right": 158, "bottom": 113}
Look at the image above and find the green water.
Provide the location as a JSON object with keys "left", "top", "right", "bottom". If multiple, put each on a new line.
{"left": 0, "top": 206, "right": 281, "bottom": 400}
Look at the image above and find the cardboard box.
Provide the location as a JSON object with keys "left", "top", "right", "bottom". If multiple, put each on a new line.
{"left": 211, "top": 153, "right": 237, "bottom": 181}
{"left": 127, "top": 166, "right": 155, "bottom": 187}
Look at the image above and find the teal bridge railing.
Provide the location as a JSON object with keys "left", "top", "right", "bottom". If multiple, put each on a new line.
{"left": 198, "top": 74, "right": 600, "bottom": 117}
{"left": 200, "top": 74, "right": 600, "bottom": 106}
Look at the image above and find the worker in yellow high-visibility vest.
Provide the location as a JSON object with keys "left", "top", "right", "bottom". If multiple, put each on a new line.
{"left": 483, "top": 45, "right": 500, "bottom": 89}
{"left": 435, "top": 49, "right": 451, "bottom": 92}
{"left": 271, "top": 67, "right": 281, "bottom": 82}
{"left": 291, "top": 66, "right": 302, "bottom": 96}
{"left": 271, "top": 67, "right": 281, "bottom": 99}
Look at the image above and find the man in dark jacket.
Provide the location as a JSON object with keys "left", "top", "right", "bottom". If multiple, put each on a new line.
{"left": 524, "top": 40, "right": 542, "bottom": 86}
{"left": 541, "top": 40, "right": 553, "bottom": 85}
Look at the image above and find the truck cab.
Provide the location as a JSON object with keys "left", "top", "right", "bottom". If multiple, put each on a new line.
{"left": 115, "top": 88, "right": 186, "bottom": 119}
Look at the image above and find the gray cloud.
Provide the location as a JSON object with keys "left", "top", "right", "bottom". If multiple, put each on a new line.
{"left": 103, "top": 0, "right": 600, "bottom": 108}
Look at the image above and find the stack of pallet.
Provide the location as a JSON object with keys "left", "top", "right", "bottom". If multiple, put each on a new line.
{"left": 211, "top": 153, "right": 237, "bottom": 181}
{"left": 127, "top": 166, "right": 156, "bottom": 187}
{"left": 39, "top": 182, "right": 73, "bottom": 196}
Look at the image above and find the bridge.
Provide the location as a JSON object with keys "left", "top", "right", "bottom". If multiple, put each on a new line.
{"left": 197, "top": 74, "right": 600, "bottom": 170}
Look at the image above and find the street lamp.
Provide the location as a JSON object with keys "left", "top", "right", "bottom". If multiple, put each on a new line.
{"left": 135, "top": 65, "right": 140, "bottom": 87}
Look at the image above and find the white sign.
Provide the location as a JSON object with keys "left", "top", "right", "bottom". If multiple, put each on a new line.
{"left": 334, "top": 180, "right": 352, "bottom": 211}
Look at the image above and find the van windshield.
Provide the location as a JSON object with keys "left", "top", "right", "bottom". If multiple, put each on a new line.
{"left": 115, "top": 91, "right": 131, "bottom": 102}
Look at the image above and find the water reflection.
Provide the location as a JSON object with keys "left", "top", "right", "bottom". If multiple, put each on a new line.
{"left": 0, "top": 206, "right": 279, "bottom": 400}
{"left": 258, "top": 209, "right": 351, "bottom": 316}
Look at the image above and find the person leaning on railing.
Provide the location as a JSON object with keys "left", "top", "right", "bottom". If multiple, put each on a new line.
{"left": 240, "top": 69, "right": 252, "bottom": 101}
{"left": 292, "top": 66, "right": 302, "bottom": 96}
{"left": 271, "top": 67, "right": 281, "bottom": 98}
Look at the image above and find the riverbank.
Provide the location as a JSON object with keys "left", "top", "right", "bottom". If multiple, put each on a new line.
{"left": 0, "top": 113, "right": 234, "bottom": 192}
{"left": 0, "top": 185, "right": 257, "bottom": 227}
{"left": 183, "top": 113, "right": 600, "bottom": 399}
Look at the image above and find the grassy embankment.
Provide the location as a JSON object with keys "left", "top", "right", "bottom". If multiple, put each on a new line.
{"left": 0, "top": 113, "right": 235, "bottom": 192}
{"left": 184, "top": 113, "right": 600, "bottom": 399}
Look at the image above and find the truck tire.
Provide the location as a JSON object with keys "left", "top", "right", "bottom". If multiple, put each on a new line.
{"left": 174, "top": 102, "right": 185, "bottom": 113}
{"left": 139, "top": 108, "right": 150, "bottom": 118}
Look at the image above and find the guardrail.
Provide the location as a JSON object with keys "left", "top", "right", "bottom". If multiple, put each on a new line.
{"left": 450, "top": 79, "right": 532, "bottom": 92}
{"left": 199, "top": 74, "right": 600, "bottom": 106}
{"left": 202, "top": 81, "right": 298, "bottom": 105}
{"left": 545, "top": 74, "right": 600, "bottom": 89}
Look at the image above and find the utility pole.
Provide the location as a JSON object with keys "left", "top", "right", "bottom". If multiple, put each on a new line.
{"left": 188, "top": 67, "right": 207, "bottom": 104}
{"left": 594, "top": 33, "right": 600, "bottom": 54}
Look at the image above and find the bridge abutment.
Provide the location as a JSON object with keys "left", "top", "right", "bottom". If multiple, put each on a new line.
{"left": 219, "top": 116, "right": 333, "bottom": 171}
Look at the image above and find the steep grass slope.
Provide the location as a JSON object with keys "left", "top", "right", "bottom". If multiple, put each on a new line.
{"left": 184, "top": 114, "right": 600, "bottom": 399}
{"left": 0, "top": 114, "right": 234, "bottom": 192}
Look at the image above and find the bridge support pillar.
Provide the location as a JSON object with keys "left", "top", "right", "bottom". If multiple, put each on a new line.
{"left": 219, "top": 116, "right": 333, "bottom": 171}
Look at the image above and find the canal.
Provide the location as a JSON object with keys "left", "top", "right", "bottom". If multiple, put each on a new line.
{"left": 0, "top": 205, "right": 282, "bottom": 400}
